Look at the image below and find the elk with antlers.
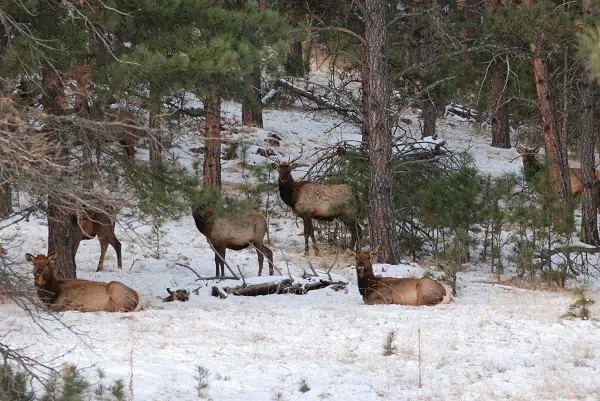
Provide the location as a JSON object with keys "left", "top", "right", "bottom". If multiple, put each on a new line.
{"left": 350, "top": 249, "right": 452, "bottom": 306}
{"left": 192, "top": 205, "right": 274, "bottom": 277}
{"left": 269, "top": 149, "right": 361, "bottom": 255}
{"left": 25, "top": 252, "right": 142, "bottom": 312}
{"left": 515, "top": 145, "right": 600, "bottom": 197}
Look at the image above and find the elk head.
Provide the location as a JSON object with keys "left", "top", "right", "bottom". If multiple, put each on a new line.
{"left": 268, "top": 145, "right": 304, "bottom": 179}
{"left": 515, "top": 144, "right": 541, "bottom": 170}
{"left": 348, "top": 247, "right": 378, "bottom": 279}
{"left": 25, "top": 252, "right": 56, "bottom": 288}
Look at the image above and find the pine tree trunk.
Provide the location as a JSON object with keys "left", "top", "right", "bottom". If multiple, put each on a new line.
{"left": 203, "top": 95, "right": 222, "bottom": 191}
{"left": 364, "top": 0, "right": 398, "bottom": 264}
{"left": 148, "top": 108, "right": 162, "bottom": 167}
{"left": 523, "top": 0, "right": 571, "bottom": 202}
{"left": 421, "top": 100, "right": 437, "bottom": 139}
{"left": 581, "top": 75, "right": 599, "bottom": 244}
{"left": 47, "top": 199, "right": 76, "bottom": 279}
{"left": 41, "top": 61, "right": 77, "bottom": 278}
{"left": 490, "top": 60, "right": 511, "bottom": 148}
{"left": 285, "top": 0, "right": 307, "bottom": 77}
{"left": 242, "top": 65, "right": 264, "bottom": 127}
{"left": 0, "top": 183, "right": 12, "bottom": 218}
{"left": 361, "top": 41, "right": 370, "bottom": 153}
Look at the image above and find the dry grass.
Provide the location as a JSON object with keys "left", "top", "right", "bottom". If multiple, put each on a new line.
{"left": 492, "top": 276, "right": 566, "bottom": 292}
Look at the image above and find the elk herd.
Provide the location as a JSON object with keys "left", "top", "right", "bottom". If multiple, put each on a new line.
{"left": 22, "top": 149, "right": 453, "bottom": 313}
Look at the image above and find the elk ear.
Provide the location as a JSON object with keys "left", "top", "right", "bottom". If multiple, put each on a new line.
{"left": 47, "top": 252, "right": 57, "bottom": 263}
{"left": 270, "top": 162, "right": 278, "bottom": 170}
{"left": 289, "top": 162, "right": 298, "bottom": 170}
{"left": 346, "top": 249, "right": 356, "bottom": 257}
{"left": 515, "top": 146, "right": 524, "bottom": 154}
{"left": 25, "top": 253, "right": 35, "bottom": 263}
{"left": 532, "top": 146, "right": 540, "bottom": 153}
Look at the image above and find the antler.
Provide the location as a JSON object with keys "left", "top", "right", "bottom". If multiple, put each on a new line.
{"left": 288, "top": 143, "right": 304, "bottom": 165}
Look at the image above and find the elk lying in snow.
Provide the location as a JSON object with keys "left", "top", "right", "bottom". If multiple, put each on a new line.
{"left": 269, "top": 151, "right": 361, "bottom": 255}
{"left": 350, "top": 249, "right": 452, "bottom": 306}
{"left": 73, "top": 208, "right": 122, "bottom": 272}
{"left": 192, "top": 205, "right": 274, "bottom": 277}
{"left": 516, "top": 145, "right": 600, "bottom": 197}
{"left": 25, "top": 252, "right": 142, "bottom": 312}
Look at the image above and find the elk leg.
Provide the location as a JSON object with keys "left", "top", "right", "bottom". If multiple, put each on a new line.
{"left": 256, "top": 243, "right": 264, "bottom": 276}
{"left": 213, "top": 246, "right": 222, "bottom": 277}
{"left": 302, "top": 217, "right": 310, "bottom": 255}
{"left": 264, "top": 245, "right": 274, "bottom": 276}
{"left": 309, "top": 220, "right": 319, "bottom": 256}
{"left": 109, "top": 236, "right": 122, "bottom": 269}
{"left": 97, "top": 238, "right": 109, "bottom": 272}
{"left": 345, "top": 221, "right": 362, "bottom": 251}
{"left": 220, "top": 247, "right": 227, "bottom": 277}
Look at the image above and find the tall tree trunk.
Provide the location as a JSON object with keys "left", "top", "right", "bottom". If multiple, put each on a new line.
{"left": 421, "top": 100, "right": 437, "bottom": 139}
{"left": 490, "top": 59, "right": 510, "bottom": 148}
{"left": 148, "top": 84, "right": 163, "bottom": 168}
{"left": 580, "top": 70, "right": 599, "bottom": 245}
{"left": 285, "top": 0, "right": 307, "bottom": 77}
{"left": 242, "top": 65, "right": 264, "bottom": 127}
{"left": 41, "top": 62, "right": 77, "bottom": 278}
{"left": 203, "top": 95, "right": 222, "bottom": 191}
{"left": 0, "top": 183, "right": 12, "bottom": 218}
{"left": 361, "top": 37, "right": 370, "bottom": 153}
{"left": 364, "top": 0, "right": 398, "bottom": 264}
{"left": 523, "top": 0, "right": 571, "bottom": 202}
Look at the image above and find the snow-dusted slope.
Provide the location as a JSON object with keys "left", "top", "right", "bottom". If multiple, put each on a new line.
{"left": 2, "top": 103, "right": 600, "bottom": 401}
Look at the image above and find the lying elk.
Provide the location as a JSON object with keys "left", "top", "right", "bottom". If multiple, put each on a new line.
{"left": 350, "top": 249, "right": 453, "bottom": 306}
{"left": 269, "top": 150, "right": 361, "bottom": 255}
{"left": 192, "top": 205, "right": 274, "bottom": 277}
{"left": 25, "top": 252, "right": 142, "bottom": 312}
{"left": 516, "top": 145, "right": 600, "bottom": 197}
{"left": 73, "top": 208, "right": 122, "bottom": 272}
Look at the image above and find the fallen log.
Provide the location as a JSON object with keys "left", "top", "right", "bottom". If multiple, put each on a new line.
{"left": 212, "top": 279, "right": 347, "bottom": 297}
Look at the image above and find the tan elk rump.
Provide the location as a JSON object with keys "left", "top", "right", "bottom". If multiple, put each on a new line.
{"left": 351, "top": 250, "right": 452, "bottom": 306}
{"left": 25, "top": 253, "right": 142, "bottom": 312}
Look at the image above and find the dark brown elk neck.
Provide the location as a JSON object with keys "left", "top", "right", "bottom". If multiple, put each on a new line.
{"left": 278, "top": 173, "right": 301, "bottom": 208}
{"left": 192, "top": 206, "right": 214, "bottom": 235}
{"left": 356, "top": 269, "right": 377, "bottom": 297}
{"left": 37, "top": 278, "right": 62, "bottom": 306}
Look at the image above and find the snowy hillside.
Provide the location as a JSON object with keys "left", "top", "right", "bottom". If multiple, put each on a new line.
{"left": 2, "top": 103, "right": 600, "bottom": 401}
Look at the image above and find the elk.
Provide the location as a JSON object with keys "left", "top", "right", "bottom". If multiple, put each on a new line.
{"left": 350, "top": 249, "right": 452, "bottom": 306}
{"left": 73, "top": 208, "right": 122, "bottom": 272}
{"left": 516, "top": 145, "right": 600, "bottom": 197}
{"left": 192, "top": 205, "right": 274, "bottom": 277}
{"left": 25, "top": 252, "right": 142, "bottom": 312}
{"left": 269, "top": 150, "right": 361, "bottom": 255}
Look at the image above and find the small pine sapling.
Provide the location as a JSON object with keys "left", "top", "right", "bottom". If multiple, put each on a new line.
{"left": 382, "top": 330, "right": 397, "bottom": 356}
{"left": 562, "top": 288, "right": 595, "bottom": 320}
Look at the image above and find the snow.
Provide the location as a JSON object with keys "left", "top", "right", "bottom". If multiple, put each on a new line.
{"left": 2, "top": 99, "right": 600, "bottom": 401}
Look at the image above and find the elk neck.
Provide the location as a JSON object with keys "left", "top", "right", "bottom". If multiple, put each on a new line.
{"left": 356, "top": 264, "right": 376, "bottom": 297}
{"left": 277, "top": 173, "right": 298, "bottom": 208}
{"left": 36, "top": 277, "right": 61, "bottom": 306}
{"left": 192, "top": 206, "right": 213, "bottom": 235}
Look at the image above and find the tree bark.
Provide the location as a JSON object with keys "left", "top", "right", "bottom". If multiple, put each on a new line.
{"left": 285, "top": 0, "right": 307, "bottom": 77}
{"left": 581, "top": 74, "right": 599, "bottom": 244}
{"left": 490, "top": 59, "right": 510, "bottom": 148}
{"left": 241, "top": 65, "right": 264, "bottom": 127}
{"left": 523, "top": 0, "right": 571, "bottom": 202}
{"left": 0, "top": 183, "right": 12, "bottom": 218}
{"left": 203, "top": 95, "right": 222, "bottom": 191}
{"left": 421, "top": 100, "right": 437, "bottom": 139}
{"left": 47, "top": 199, "right": 76, "bottom": 279}
{"left": 364, "top": 0, "right": 398, "bottom": 264}
{"left": 361, "top": 39, "right": 370, "bottom": 153}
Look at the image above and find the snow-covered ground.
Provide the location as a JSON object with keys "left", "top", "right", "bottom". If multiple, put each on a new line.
{"left": 2, "top": 101, "right": 600, "bottom": 401}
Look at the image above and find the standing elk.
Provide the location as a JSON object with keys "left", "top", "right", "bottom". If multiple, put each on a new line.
{"left": 192, "top": 205, "right": 274, "bottom": 277}
{"left": 25, "top": 252, "right": 142, "bottom": 312}
{"left": 73, "top": 208, "right": 122, "bottom": 272}
{"left": 350, "top": 249, "right": 453, "bottom": 306}
{"left": 515, "top": 145, "right": 600, "bottom": 197}
{"left": 269, "top": 151, "right": 361, "bottom": 255}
